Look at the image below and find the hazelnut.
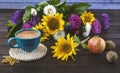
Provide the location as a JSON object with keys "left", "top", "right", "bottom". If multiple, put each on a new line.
{"left": 105, "top": 40, "right": 115, "bottom": 51}
{"left": 106, "top": 51, "right": 118, "bottom": 63}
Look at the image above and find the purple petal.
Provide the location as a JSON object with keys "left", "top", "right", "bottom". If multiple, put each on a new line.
{"left": 21, "top": 22, "right": 32, "bottom": 29}
{"left": 91, "top": 19, "right": 101, "bottom": 34}
{"left": 11, "top": 9, "right": 24, "bottom": 25}
{"left": 101, "top": 13, "right": 110, "bottom": 30}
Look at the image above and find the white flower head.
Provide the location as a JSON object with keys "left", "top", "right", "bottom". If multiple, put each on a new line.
{"left": 53, "top": 30, "right": 65, "bottom": 40}
{"left": 31, "top": 8, "right": 37, "bottom": 16}
{"left": 43, "top": 4, "right": 57, "bottom": 16}
{"left": 83, "top": 23, "right": 92, "bottom": 37}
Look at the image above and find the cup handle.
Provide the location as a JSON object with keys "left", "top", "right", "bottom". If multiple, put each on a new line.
{"left": 7, "top": 37, "right": 19, "bottom": 48}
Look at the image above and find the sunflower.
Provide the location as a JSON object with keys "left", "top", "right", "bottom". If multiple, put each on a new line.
{"left": 32, "top": 23, "right": 50, "bottom": 42}
{"left": 51, "top": 34, "right": 78, "bottom": 61}
{"left": 80, "top": 10, "right": 95, "bottom": 25}
{"left": 42, "top": 13, "right": 65, "bottom": 35}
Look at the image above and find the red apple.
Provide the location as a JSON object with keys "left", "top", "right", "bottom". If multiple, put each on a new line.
{"left": 88, "top": 36, "right": 106, "bottom": 54}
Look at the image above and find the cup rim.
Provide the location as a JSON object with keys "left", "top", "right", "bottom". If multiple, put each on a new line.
{"left": 15, "top": 28, "right": 41, "bottom": 40}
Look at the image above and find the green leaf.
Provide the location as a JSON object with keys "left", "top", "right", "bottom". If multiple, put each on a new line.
{"left": 62, "top": 5, "right": 71, "bottom": 20}
{"left": 22, "top": 11, "right": 31, "bottom": 23}
{"left": 35, "top": 2, "right": 48, "bottom": 11}
{"left": 35, "top": 2, "right": 48, "bottom": 17}
{"left": 25, "top": 6, "right": 33, "bottom": 10}
{"left": 6, "top": 20, "right": 15, "bottom": 27}
{"left": 56, "top": 0, "right": 66, "bottom": 7}
{"left": 81, "top": 43, "right": 88, "bottom": 49}
{"left": 73, "top": 35, "right": 80, "bottom": 43}
{"left": 69, "top": 3, "right": 90, "bottom": 15}
{"left": 22, "top": 6, "right": 33, "bottom": 23}
{"left": 48, "top": 0, "right": 60, "bottom": 5}
{"left": 62, "top": 3, "right": 90, "bottom": 20}
{"left": 75, "top": 48, "right": 80, "bottom": 52}
{"left": 56, "top": 0, "right": 66, "bottom": 13}
{"left": 71, "top": 3, "right": 90, "bottom": 10}
{"left": 7, "top": 21, "right": 23, "bottom": 38}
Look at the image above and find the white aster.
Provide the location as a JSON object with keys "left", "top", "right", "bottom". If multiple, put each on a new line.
{"left": 43, "top": 4, "right": 56, "bottom": 16}
{"left": 83, "top": 23, "right": 92, "bottom": 37}
{"left": 53, "top": 30, "right": 65, "bottom": 40}
{"left": 31, "top": 8, "right": 37, "bottom": 16}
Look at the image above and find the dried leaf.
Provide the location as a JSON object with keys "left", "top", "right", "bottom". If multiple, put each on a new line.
{"left": 1, "top": 55, "right": 19, "bottom": 66}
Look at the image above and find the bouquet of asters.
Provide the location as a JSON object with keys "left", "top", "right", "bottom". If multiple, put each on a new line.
{"left": 6, "top": 0, "right": 110, "bottom": 62}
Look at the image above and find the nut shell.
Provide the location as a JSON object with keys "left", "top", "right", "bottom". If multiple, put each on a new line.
{"left": 106, "top": 40, "right": 115, "bottom": 51}
{"left": 106, "top": 51, "right": 118, "bottom": 63}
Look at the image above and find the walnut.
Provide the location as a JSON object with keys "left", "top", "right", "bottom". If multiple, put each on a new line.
{"left": 105, "top": 40, "right": 115, "bottom": 51}
{"left": 106, "top": 51, "right": 118, "bottom": 63}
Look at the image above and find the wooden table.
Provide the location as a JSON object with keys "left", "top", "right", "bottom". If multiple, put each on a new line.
{"left": 0, "top": 9, "right": 120, "bottom": 73}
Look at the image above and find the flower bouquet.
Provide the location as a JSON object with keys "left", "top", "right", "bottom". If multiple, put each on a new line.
{"left": 4, "top": 0, "right": 113, "bottom": 64}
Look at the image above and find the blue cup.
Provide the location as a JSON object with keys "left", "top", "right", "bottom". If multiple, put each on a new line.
{"left": 7, "top": 28, "right": 41, "bottom": 52}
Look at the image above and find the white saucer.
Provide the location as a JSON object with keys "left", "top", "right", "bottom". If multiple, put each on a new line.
{"left": 9, "top": 43, "right": 47, "bottom": 61}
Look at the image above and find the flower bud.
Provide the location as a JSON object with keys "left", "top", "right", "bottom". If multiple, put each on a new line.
{"left": 31, "top": 8, "right": 37, "bottom": 16}
{"left": 83, "top": 23, "right": 91, "bottom": 37}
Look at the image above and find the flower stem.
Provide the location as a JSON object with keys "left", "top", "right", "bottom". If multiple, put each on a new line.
{"left": 81, "top": 37, "right": 90, "bottom": 44}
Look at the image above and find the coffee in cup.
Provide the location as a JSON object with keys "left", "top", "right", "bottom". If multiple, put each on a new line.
{"left": 17, "top": 30, "right": 38, "bottom": 39}
{"left": 7, "top": 28, "right": 41, "bottom": 52}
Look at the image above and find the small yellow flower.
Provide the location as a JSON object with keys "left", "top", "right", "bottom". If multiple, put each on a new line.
{"left": 51, "top": 34, "right": 78, "bottom": 61}
{"left": 33, "top": 23, "right": 50, "bottom": 42}
{"left": 80, "top": 10, "right": 95, "bottom": 25}
{"left": 42, "top": 13, "right": 65, "bottom": 35}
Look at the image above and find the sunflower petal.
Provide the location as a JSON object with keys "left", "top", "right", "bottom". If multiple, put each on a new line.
{"left": 41, "top": 13, "right": 65, "bottom": 35}
{"left": 80, "top": 10, "right": 96, "bottom": 25}
{"left": 51, "top": 34, "right": 79, "bottom": 61}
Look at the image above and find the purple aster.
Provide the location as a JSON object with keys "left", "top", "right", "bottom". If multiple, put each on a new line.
{"left": 68, "top": 14, "right": 82, "bottom": 30}
{"left": 67, "top": 14, "right": 83, "bottom": 34}
{"left": 11, "top": 9, "right": 24, "bottom": 25}
{"left": 21, "top": 22, "right": 32, "bottom": 29}
{"left": 101, "top": 13, "right": 110, "bottom": 30}
{"left": 91, "top": 19, "right": 101, "bottom": 34}
{"left": 29, "top": 16, "right": 40, "bottom": 26}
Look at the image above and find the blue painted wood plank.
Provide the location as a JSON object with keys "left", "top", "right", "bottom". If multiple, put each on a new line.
{"left": 0, "top": 0, "right": 120, "bottom": 9}
{"left": 0, "top": 0, "right": 47, "bottom": 2}
{"left": 1, "top": 0, "right": 120, "bottom": 2}
{"left": 67, "top": 0, "right": 120, "bottom": 2}
{"left": 88, "top": 2, "right": 120, "bottom": 9}
{"left": 0, "top": 2, "right": 38, "bottom": 9}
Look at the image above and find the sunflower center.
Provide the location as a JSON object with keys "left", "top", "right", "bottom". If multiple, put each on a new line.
{"left": 84, "top": 16, "right": 91, "bottom": 22}
{"left": 61, "top": 43, "right": 72, "bottom": 53}
{"left": 48, "top": 18, "right": 60, "bottom": 31}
